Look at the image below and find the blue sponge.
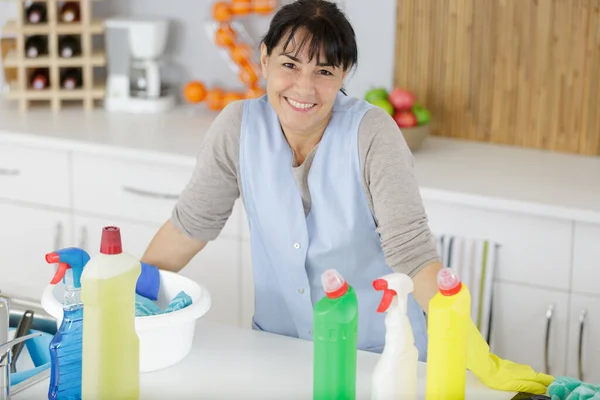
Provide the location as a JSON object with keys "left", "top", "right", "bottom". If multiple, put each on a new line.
{"left": 549, "top": 376, "right": 600, "bottom": 400}
{"left": 164, "top": 291, "right": 193, "bottom": 314}
{"left": 135, "top": 294, "right": 163, "bottom": 317}
{"left": 135, "top": 291, "right": 193, "bottom": 317}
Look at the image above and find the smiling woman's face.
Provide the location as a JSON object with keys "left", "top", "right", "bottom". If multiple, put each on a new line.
{"left": 260, "top": 28, "right": 348, "bottom": 138}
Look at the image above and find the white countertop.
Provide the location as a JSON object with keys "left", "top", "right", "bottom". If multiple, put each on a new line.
{"left": 1, "top": 100, "right": 599, "bottom": 224}
{"left": 14, "top": 320, "right": 516, "bottom": 399}
{"left": 414, "top": 137, "right": 600, "bottom": 224}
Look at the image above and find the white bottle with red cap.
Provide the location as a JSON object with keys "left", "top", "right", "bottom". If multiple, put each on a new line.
{"left": 80, "top": 226, "right": 141, "bottom": 400}
{"left": 371, "top": 272, "right": 418, "bottom": 400}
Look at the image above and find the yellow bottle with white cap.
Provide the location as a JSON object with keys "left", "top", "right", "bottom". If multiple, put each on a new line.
{"left": 425, "top": 268, "right": 471, "bottom": 400}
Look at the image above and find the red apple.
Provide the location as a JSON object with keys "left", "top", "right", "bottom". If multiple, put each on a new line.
{"left": 393, "top": 110, "right": 418, "bottom": 128}
{"left": 388, "top": 88, "right": 415, "bottom": 110}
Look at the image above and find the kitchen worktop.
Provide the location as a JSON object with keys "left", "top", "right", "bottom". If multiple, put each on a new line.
{"left": 13, "top": 320, "right": 517, "bottom": 399}
{"left": 1, "top": 100, "right": 599, "bottom": 224}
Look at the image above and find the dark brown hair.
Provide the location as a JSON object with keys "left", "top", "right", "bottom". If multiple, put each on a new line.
{"left": 261, "top": 0, "right": 358, "bottom": 73}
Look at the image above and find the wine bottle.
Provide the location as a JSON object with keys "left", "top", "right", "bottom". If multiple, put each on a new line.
{"left": 60, "top": 68, "right": 82, "bottom": 90}
{"left": 58, "top": 35, "right": 81, "bottom": 58}
{"left": 30, "top": 69, "right": 49, "bottom": 90}
{"left": 24, "top": 35, "right": 48, "bottom": 58}
{"left": 60, "top": 2, "right": 80, "bottom": 23}
{"left": 25, "top": 2, "right": 47, "bottom": 24}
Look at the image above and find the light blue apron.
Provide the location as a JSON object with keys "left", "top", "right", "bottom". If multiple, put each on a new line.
{"left": 239, "top": 92, "right": 428, "bottom": 361}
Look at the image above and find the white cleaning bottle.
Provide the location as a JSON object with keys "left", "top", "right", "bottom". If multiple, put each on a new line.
{"left": 371, "top": 272, "right": 419, "bottom": 400}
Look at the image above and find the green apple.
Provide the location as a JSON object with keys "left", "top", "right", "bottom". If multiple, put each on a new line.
{"left": 412, "top": 104, "right": 431, "bottom": 125}
{"left": 364, "top": 87, "right": 389, "bottom": 103}
{"left": 370, "top": 98, "right": 394, "bottom": 116}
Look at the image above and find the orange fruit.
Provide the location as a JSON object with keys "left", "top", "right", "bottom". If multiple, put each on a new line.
{"left": 230, "top": 43, "right": 252, "bottom": 66}
{"left": 231, "top": 0, "right": 252, "bottom": 15}
{"left": 252, "top": 0, "right": 276, "bottom": 14}
{"left": 239, "top": 63, "right": 259, "bottom": 86}
{"left": 183, "top": 81, "right": 207, "bottom": 104}
{"left": 207, "top": 88, "right": 224, "bottom": 111}
{"left": 246, "top": 85, "right": 265, "bottom": 99}
{"left": 215, "top": 24, "right": 237, "bottom": 48}
{"left": 212, "top": 2, "right": 231, "bottom": 22}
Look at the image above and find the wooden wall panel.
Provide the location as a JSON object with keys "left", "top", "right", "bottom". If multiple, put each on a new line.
{"left": 394, "top": 0, "right": 600, "bottom": 156}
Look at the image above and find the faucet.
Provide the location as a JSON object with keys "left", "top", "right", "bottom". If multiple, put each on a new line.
{"left": 0, "top": 297, "right": 41, "bottom": 400}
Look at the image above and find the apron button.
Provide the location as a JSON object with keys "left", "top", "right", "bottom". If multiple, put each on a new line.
{"left": 293, "top": 242, "right": 301, "bottom": 249}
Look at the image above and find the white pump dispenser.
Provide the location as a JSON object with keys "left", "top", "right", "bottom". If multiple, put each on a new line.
{"left": 371, "top": 272, "right": 419, "bottom": 400}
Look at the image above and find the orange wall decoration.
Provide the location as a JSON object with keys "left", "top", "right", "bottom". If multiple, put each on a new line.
{"left": 184, "top": 0, "right": 277, "bottom": 111}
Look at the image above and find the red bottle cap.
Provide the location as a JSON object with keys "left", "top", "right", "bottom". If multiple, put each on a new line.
{"left": 100, "top": 226, "right": 122, "bottom": 255}
{"left": 322, "top": 269, "right": 349, "bottom": 299}
{"left": 438, "top": 267, "right": 462, "bottom": 296}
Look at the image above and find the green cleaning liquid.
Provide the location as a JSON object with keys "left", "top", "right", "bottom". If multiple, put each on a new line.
{"left": 313, "top": 269, "right": 358, "bottom": 400}
{"left": 80, "top": 226, "right": 141, "bottom": 400}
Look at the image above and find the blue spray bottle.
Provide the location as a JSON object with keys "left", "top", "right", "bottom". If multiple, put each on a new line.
{"left": 45, "top": 247, "right": 90, "bottom": 400}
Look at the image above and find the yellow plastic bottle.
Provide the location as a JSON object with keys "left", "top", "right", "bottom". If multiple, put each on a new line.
{"left": 425, "top": 267, "right": 471, "bottom": 400}
{"left": 80, "top": 226, "right": 141, "bottom": 400}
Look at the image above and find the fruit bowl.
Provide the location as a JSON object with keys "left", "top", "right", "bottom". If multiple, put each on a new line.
{"left": 364, "top": 86, "right": 431, "bottom": 152}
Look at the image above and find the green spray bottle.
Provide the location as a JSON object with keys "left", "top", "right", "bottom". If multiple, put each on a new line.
{"left": 313, "top": 269, "right": 358, "bottom": 400}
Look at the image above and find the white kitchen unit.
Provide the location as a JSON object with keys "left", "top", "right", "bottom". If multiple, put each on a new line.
{"left": 0, "top": 100, "right": 599, "bottom": 379}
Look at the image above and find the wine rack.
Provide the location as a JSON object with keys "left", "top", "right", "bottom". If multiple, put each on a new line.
{"left": 1, "top": 0, "right": 106, "bottom": 111}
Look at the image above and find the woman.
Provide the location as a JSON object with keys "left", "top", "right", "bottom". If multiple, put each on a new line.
{"left": 141, "top": 0, "right": 552, "bottom": 393}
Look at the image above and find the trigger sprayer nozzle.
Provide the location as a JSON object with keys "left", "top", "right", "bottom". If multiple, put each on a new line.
{"left": 373, "top": 279, "right": 397, "bottom": 313}
{"left": 45, "top": 247, "right": 90, "bottom": 289}
{"left": 50, "top": 262, "right": 70, "bottom": 285}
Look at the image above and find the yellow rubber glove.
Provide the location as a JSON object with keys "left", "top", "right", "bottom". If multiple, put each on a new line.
{"left": 466, "top": 318, "right": 554, "bottom": 394}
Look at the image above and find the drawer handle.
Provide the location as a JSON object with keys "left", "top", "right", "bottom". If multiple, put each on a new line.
{"left": 578, "top": 309, "right": 586, "bottom": 381}
{"left": 0, "top": 168, "right": 20, "bottom": 176}
{"left": 122, "top": 186, "right": 179, "bottom": 201}
{"left": 544, "top": 304, "right": 553, "bottom": 374}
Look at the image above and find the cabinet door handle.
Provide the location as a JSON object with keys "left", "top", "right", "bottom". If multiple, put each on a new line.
{"left": 0, "top": 168, "right": 20, "bottom": 176}
{"left": 54, "top": 222, "right": 63, "bottom": 250}
{"left": 578, "top": 309, "right": 586, "bottom": 381}
{"left": 122, "top": 186, "right": 179, "bottom": 201}
{"left": 78, "top": 226, "right": 87, "bottom": 251}
{"left": 544, "top": 304, "right": 553, "bottom": 374}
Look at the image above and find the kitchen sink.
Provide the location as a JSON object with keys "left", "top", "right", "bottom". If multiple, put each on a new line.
{"left": 2, "top": 295, "right": 57, "bottom": 396}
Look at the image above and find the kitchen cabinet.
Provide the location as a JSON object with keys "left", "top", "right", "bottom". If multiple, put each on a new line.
{"left": 71, "top": 152, "right": 191, "bottom": 226}
{"left": 0, "top": 201, "right": 72, "bottom": 301}
{"left": 74, "top": 214, "right": 242, "bottom": 327}
{"left": 0, "top": 142, "right": 70, "bottom": 209}
{"left": 489, "top": 282, "right": 569, "bottom": 376}
{"left": 566, "top": 293, "right": 600, "bottom": 383}
{"left": 572, "top": 222, "right": 600, "bottom": 296}
{"left": 423, "top": 199, "right": 572, "bottom": 290}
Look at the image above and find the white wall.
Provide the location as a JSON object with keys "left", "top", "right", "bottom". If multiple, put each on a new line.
{"left": 0, "top": 0, "right": 397, "bottom": 99}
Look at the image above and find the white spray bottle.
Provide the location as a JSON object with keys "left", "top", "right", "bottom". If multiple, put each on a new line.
{"left": 371, "top": 272, "right": 419, "bottom": 400}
